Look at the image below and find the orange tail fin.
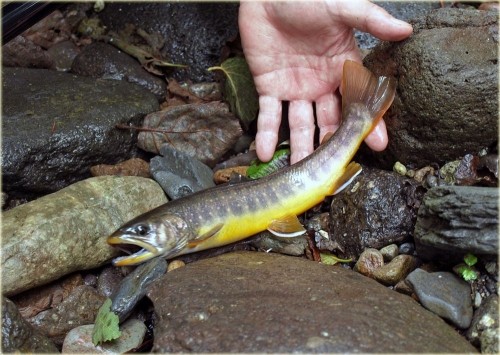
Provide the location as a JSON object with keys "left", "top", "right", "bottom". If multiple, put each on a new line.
{"left": 341, "top": 60, "right": 396, "bottom": 125}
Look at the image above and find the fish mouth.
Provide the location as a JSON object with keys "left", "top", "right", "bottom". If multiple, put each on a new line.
{"left": 107, "top": 235, "right": 159, "bottom": 266}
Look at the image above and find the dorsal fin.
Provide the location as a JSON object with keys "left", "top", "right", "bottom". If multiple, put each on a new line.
{"left": 341, "top": 60, "right": 396, "bottom": 125}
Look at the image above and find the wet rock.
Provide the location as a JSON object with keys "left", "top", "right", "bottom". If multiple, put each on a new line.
{"left": 90, "top": 157, "right": 150, "bottom": 178}
{"left": 372, "top": 254, "right": 419, "bottom": 286}
{"left": 355, "top": 1, "right": 440, "bottom": 49}
{"left": 363, "top": 8, "right": 498, "bottom": 168}
{"left": 328, "top": 167, "right": 424, "bottom": 259}
{"left": 1, "top": 297, "right": 59, "bottom": 353}
{"left": 250, "top": 231, "right": 308, "bottom": 256}
{"left": 149, "top": 251, "right": 476, "bottom": 353}
{"left": 71, "top": 42, "right": 166, "bottom": 100}
{"left": 394, "top": 279, "right": 414, "bottom": 296}
{"left": 47, "top": 40, "right": 80, "bottom": 71}
{"left": 2, "top": 67, "right": 159, "bottom": 200}
{"left": 380, "top": 244, "right": 399, "bottom": 262}
{"left": 29, "top": 285, "right": 106, "bottom": 346}
{"left": 62, "top": 318, "right": 147, "bottom": 353}
{"left": 353, "top": 248, "right": 384, "bottom": 277}
{"left": 97, "top": 266, "right": 124, "bottom": 298}
{"left": 2, "top": 176, "right": 167, "bottom": 296}
{"left": 406, "top": 268, "right": 473, "bottom": 329}
{"left": 414, "top": 186, "right": 498, "bottom": 264}
{"left": 2, "top": 35, "right": 54, "bottom": 68}
{"left": 398, "top": 242, "right": 415, "bottom": 255}
{"left": 455, "top": 154, "right": 499, "bottom": 186}
{"left": 150, "top": 145, "right": 215, "bottom": 200}
{"left": 95, "top": 2, "right": 239, "bottom": 82}
{"left": 467, "top": 294, "right": 499, "bottom": 353}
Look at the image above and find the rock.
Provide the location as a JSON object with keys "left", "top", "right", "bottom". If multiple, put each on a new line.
{"left": 95, "top": 2, "right": 239, "bottom": 82}
{"left": 167, "top": 260, "right": 186, "bottom": 272}
{"left": 62, "top": 318, "right": 146, "bottom": 353}
{"left": 380, "top": 244, "right": 399, "bottom": 262}
{"left": 372, "top": 254, "right": 419, "bottom": 286}
{"left": 2, "top": 67, "right": 159, "bottom": 199}
{"left": 29, "top": 285, "right": 106, "bottom": 346}
{"left": 353, "top": 248, "right": 384, "bottom": 277}
{"left": 328, "top": 167, "right": 425, "bottom": 259}
{"left": 467, "top": 294, "right": 499, "bottom": 353}
{"left": 148, "top": 251, "right": 476, "bottom": 353}
{"left": 414, "top": 186, "right": 498, "bottom": 264}
{"left": 111, "top": 257, "right": 167, "bottom": 323}
{"left": 71, "top": 42, "right": 166, "bottom": 100}
{"left": 1, "top": 298, "right": 59, "bottom": 353}
{"left": 362, "top": 8, "right": 498, "bottom": 168}
{"left": 47, "top": 40, "right": 80, "bottom": 71}
{"left": 97, "top": 266, "right": 124, "bottom": 298}
{"left": 250, "top": 231, "right": 308, "bottom": 256}
{"left": 2, "top": 176, "right": 167, "bottom": 296}
{"left": 2, "top": 35, "right": 54, "bottom": 68}
{"left": 406, "top": 269, "right": 473, "bottom": 329}
{"left": 90, "top": 158, "right": 150, "bottom": 178}
{"left": 398, "top": 242, "right": 416, "bottom": 255}
{"left": 150, "top": 145, "right": 215, "bottom": 200}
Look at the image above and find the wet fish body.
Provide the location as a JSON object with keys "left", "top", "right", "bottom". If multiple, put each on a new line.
{"left": 108, "top": 61, "right": 396, "bottom": 266}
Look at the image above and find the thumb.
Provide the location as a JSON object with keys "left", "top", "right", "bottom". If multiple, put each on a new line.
{"left": 330, "top": 0, "right": 413, "bottom": 41}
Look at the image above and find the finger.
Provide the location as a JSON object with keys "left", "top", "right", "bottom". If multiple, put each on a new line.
{"left": 316, "top": 91, "right": 342, "bottom": 144}
{"left": 288, "top": 100, "right": 315, "bottom": 164}
{"left": 364, "top": 119, "right": 388, "bottom": 151}
{"left": 332, "top": 0, "right": 413, "bottom": 41}
{"left": 256, "top": 95, "right": 282, "bottom": 162}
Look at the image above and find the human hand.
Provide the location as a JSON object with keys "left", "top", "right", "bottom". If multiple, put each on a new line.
{"left": 239, "top": 0, "right": 413, "bottom": 164}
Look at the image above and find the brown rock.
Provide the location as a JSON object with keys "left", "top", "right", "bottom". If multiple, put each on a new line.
{"left": 354, "top": 248, "right": 384, "bottom": 277}
{"left": 372, "top": 254, "right": 420, "bottom": 286}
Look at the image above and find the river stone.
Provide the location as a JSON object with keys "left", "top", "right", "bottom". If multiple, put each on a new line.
{"left": 1, "top": 176, "right": 167, "bottom": 296}
{"left": 406, "top": 269, "right": 473, "bottom": 329}
{"left": 362, "top": 8, "right": 498, "bottom": 168}
{"left": 372, "top": 254, "right": 420, "bottom": 286}
{"left": 1, "top": 298, "right": 59, "bottom": 353}
{"left": 414, "top": 186, "right": 499, "bottom": 264}
{"left": 71, "top": 42, "right": 167, "bottom": 100}
{"left": 467, "top": 294, "right": 499, "bottom": 353}
{"left": 148, "top": 251, "right": 476, "bottom": 353}
{"left": 1, "top": 67, "right": 159, "bottom": 200}
{"left": 95, "top": 2, "right": 239, "bottom": 82}
{"left": 327, "top": 167, "right": 424, "bottom": 259}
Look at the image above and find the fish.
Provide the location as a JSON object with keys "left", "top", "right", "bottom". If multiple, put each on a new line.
{"left": 107, "top": 60, "right": 396, "bottom": 266}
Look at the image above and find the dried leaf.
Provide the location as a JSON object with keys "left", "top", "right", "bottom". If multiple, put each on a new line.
{"left": 138, "top": 102, "right": 242, "bottom": 167}
{"left": 208, "top": 57, "right": 259, "bottom": 129}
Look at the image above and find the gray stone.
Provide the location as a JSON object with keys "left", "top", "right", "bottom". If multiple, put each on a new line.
{"left": 328, "top": 167, "right": 424, "bottom": 259}
{"left": 2, "top": 176, "right": 167, "bottom": 296}
{"left": 1, "top": 298, "right": 58, "bottom": 353}
{"left": 407, "top": 269, "right": 473, "bottom": 329}
{"left": 71, "top": 42, "right": 166, "bottom": 100}
{"left": 467, "top": 294, "right": 499, "bottom": 353}
{"left": 414, "top": 186, "right": 498, "bottom": 264}
{"left": 2, "top": 67, "right": 159, "bottom": 199}
{"left": 149, "top": 251, "right": 477, "bottom": 353}
{"left": 363, "top": 8, "right": 498, "bottom": 168}
{"left": 97, "top": 266, "right": 124, "bottom": 298}
{"left": 380, "top": 244, "right": 399, "bottom": 262}
{"left": 95, "top": 2, "right": 239, "bottom": 82}
{"left": 150, "top": 144, "right": 215, "bottom": 200}
{"left": 29, "top": 285, "right": 106, "bottom": 346}
{"left": 372, "top": 254, "right": 419, "bottom": 286}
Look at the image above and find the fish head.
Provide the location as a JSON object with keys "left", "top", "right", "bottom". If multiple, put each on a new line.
{"left": 107, "top": 214, "right": 191, "bottom": 266}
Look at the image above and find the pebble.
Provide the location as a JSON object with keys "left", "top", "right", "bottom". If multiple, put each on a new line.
{"left": 372, "top": 255, "right": 419, "bottom": 286}
{"left": 167, "top": 260, "right": 186, "bottom": 272}
{"left": 398, "top": 242, "right": 415, "bottom": 255}
{"left": 61, "top": 318, "right": 146, "bottom": 353}
{"left": 466, "top": 294, "right": 499, "bottom": 353}
{"left": 393, "top": 161, "right": 407, "bottom": 176}
{"left": 406, "top": 269, "right": 473, "bottom": 329}
{"left": 97, "top": 266, "right": 124, "bottom": 298}
{"left": 353, "top": 248, "right": 384, "bottom": 278}
{"left": 379, "top": 244, "right": 399, "bottom": 262}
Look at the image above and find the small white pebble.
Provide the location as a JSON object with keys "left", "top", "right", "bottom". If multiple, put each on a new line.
{"left": 167, "top": 259, "right": 185, "bottom": 272}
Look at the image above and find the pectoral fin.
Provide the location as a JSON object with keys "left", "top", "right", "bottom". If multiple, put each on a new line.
{"left": 188, "top": 223, "right": 223, "bottom": 248}
{"left": 329, "top": 161, "right": 362, "bottom": 195}
{"left": 267, "top": 214, "right": 306, "bottom": 238}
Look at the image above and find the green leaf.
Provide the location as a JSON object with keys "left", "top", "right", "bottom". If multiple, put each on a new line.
{"left": 454, "top": 263, "right": 478, "bottom": 282}
{"left": 464, "top": 253, "right": 478, "bottom": 267}
{"left": 208, "top": 57, "right": 259, "bottom": 129}
{"left": 92, "top": 298, "right": 121, "bottom": 346}
{"left": 320, "top": 252, "right": 352, "bottom": 266}
{"left": 247, "top": 148, "right": 290, "bottom": 179}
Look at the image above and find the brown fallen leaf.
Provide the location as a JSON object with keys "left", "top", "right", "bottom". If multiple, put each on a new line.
{"left": 213, "top": 166, "right": 249, "bottom": 184}
{"left": 137, "top": 101, "right": 243, "bottom": 167}
{"left": 90, "top": 158, "right": 150, "bottom": 178}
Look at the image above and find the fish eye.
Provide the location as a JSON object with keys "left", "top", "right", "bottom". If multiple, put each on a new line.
{"left": 135, "top": 224, "right": 149, "bottom": 236}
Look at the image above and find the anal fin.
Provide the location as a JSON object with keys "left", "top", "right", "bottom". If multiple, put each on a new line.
{"left": 330, "top": 161, "right": 362, "bottom": 195}
{"left": 188, "top": 223, "right": 223, "bottom": 248}
{"left": 268, "top": 214, "right": 306, "bottom": 238}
